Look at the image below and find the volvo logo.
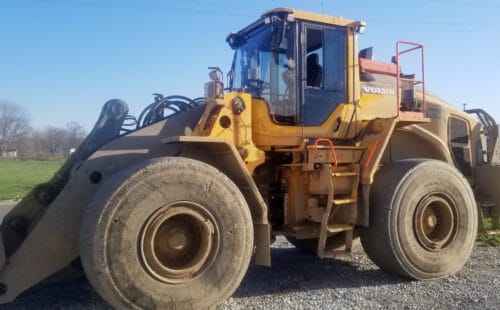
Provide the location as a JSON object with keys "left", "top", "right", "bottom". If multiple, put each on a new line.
{"left": 361, "top": 85, "right": 396, "bottom": 96}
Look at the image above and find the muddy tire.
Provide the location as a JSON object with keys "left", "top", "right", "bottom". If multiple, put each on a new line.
{"left": 80, "top": 157, "right": 253, "bottom": 309}
{"left": 359, "top": 160, "right": 477, "bottom": 279}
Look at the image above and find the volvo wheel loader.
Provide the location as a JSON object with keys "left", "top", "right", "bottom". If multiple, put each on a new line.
{"left": 0, "top": 8, "right": 498, "bottom": 309}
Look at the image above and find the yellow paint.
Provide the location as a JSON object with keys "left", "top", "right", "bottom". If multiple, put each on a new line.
{"left": 301, "top": 104, "right": 358, "bottom": 138}
{"left": 262, "top": 8, "right": 364, "bottom": 28}
{"left": 251, "top": 98, "right": 302, "bottom": 149}
{"left": 359, "top": 93, "right": 398, "bottom": 120}
{"left": 252, "top": 97, "right": 359, "bottom": 149}
{"left": 193, "top": 93, "right": 265, "bottom": 174}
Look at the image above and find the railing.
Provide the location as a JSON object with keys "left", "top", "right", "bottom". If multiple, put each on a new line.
{"left": 313, "top": 138, "right": 338, "bottom": 167}
{"left": 396, "top": 41, "right": 425, "bottom": 116}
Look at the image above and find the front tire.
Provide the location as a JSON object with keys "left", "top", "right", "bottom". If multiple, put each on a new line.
{"left": 80, "top": 157, "right": 253, "bottom": 309}
{"left": 360, "top": 160, "right": 477, "bottom": 279}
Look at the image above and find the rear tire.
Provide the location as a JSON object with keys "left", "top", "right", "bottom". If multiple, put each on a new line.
{"left": 360, "top": 160, "right": 477, "bottom": 279}
{"left": 80, "top": 157, "right": 253, "bottom": 309}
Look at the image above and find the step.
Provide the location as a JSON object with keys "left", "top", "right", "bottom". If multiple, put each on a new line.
{"left": 332, "top": 171, "right": 359, "bottom": 177}
{"left": 332, "top": 197, "right": 357, "bottom": 205}
{"left": 326, "top": 224, "right": 353, "bottom": 233}
{"left": 480, "top": 200, "right": 496, "bottom": 208}
{"left": 306, "top": 145, "right": 365, "bottom": 150}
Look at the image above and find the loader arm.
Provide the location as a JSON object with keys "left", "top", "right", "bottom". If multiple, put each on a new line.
{"left": 1, "top": 99, "right": 129, "bottom": 260}
{"left": 0, "top": 101, "right": 206, "bottom": 303}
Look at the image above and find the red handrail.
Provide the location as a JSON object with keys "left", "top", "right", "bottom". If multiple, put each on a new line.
{"left": 313, "top": 138, "right": 338, "bottom": 167}
{"left": 396, "top": 40, "right": 425, "bottom": 116}
{"left": 364, "top": 139, "right": 381, "bottom": 168}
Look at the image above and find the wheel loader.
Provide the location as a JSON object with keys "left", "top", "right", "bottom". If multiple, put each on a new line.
{"left": 0, "top": 7, "right": 498, "bottom": 309}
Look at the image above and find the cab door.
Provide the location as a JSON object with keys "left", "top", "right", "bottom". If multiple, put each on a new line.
{"left": 300, "top": 23, "right": 349, "bottom": 129}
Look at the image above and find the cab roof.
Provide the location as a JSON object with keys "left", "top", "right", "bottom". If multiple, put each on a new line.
{"left": 262, "top": 7, "right": 364, "bottom": 28}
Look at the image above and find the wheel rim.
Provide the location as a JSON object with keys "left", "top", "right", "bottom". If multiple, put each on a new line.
{"left": 414, "top": 193, "right": 458, "bottom": 251}
{"left": 139, "top": 201, "right": 219, "bottom": 284}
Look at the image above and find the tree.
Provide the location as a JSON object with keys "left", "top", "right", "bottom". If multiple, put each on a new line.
{"left": 0, "top": 100, "right": 30, "bottom": 155}
{"left": 44, "top": 126, "right": 69, "bottom": 156}
{"left": 17, "top": 130, "right": 44, "bottom": 159}
{"left": 23, "top": 122, "right": 86, "bottom": 158}
{"left": 65, "top": 121, "right": 86, "bottom": 150}
{"left": 0, "top": 100, "right": 87, "bottom": 158}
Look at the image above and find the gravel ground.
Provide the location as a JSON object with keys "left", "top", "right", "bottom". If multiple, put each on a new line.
{"left": 1, "top": 236, "right": 498, "bottom": 309}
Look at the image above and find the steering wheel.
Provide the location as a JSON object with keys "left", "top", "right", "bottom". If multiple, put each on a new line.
{"left": 245, "top": 79, "right": 271, "bottom": 94}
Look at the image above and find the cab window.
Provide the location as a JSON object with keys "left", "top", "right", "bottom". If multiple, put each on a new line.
{"left": 303, "top": 25, "right": 347, "bottom": 126}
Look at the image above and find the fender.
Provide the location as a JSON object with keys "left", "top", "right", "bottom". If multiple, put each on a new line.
{"left": 162, "top": 135, "right": 271, "bottom": 267}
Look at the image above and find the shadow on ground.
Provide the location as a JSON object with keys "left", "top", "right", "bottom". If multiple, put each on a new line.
{"left": 233, "top": 247, "right": 408, "bottom": 298}
{"left": 1, "top": 246, "right": 407, "bottom": 309}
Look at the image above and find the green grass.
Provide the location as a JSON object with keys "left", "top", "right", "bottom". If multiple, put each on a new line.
{"left": 0, "top": 159, "right": 65, "bottom": 200}
{"left": 477, "top": 218, "right": 500, "bottom": 246}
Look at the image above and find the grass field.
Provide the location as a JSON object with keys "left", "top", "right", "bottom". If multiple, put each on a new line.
{"left": 0, "top": 159, "right": 65, "bottom": 200}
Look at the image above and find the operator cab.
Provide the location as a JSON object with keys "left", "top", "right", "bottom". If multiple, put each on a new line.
{"left": 227, "top": 11, "right": 297, "bottom": 124}
{"left": 227, "top": 8, "right": 364, "bottom": 130}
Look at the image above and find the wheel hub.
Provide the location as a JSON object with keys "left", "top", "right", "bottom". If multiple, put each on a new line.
{"left": 414, "top": 194, "right": 458, "bottom": 251}
{"left": 139, "top": 202, "right": 219, "bottom": 284}
{"left": 427, "top": 214, "right": 437, "bottom": 228}
{"left": 168, "top": 231, "right": 188, "bottom": 250}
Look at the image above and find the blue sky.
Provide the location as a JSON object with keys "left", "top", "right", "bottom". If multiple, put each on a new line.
{"left": 1, "top": 0, "right": 499, "bottom": 131}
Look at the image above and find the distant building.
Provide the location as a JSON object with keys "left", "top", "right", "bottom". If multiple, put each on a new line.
{"left": 2, "top": 149, "right": 17, "bottom": 158}
{"left": 1, "top": 141, "right": 17, "bottom": 158}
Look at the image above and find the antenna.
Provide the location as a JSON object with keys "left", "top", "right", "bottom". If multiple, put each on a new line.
{"left": 462, "top": 103, "right": 467, "bottom": 111}
{"left": 321, "top": 0, "right": 324, "bottom": 14}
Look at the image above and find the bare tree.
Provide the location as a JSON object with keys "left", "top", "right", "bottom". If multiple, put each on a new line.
{"left": 17, "top": 131, "right": 43, "bottom": 159}
{"left": 0, "top": 100, "right": 31, "bottom": 155}
{"left": 65, "top": 121, "right": 86, "bottom": 150}
{"left": 0, "top": 101, "right": 87, "bottom": 158}
{"left": 44, "top": 126, "right": 69, "bottom": 156}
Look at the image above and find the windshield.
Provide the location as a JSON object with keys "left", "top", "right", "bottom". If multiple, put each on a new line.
{"left": 229, "top": 20, "right": 297, "bottom": 124}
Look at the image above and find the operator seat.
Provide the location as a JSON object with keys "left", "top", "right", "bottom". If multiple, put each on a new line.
{"left": 307, "top": 53, "right": 322, "bottom": 87}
